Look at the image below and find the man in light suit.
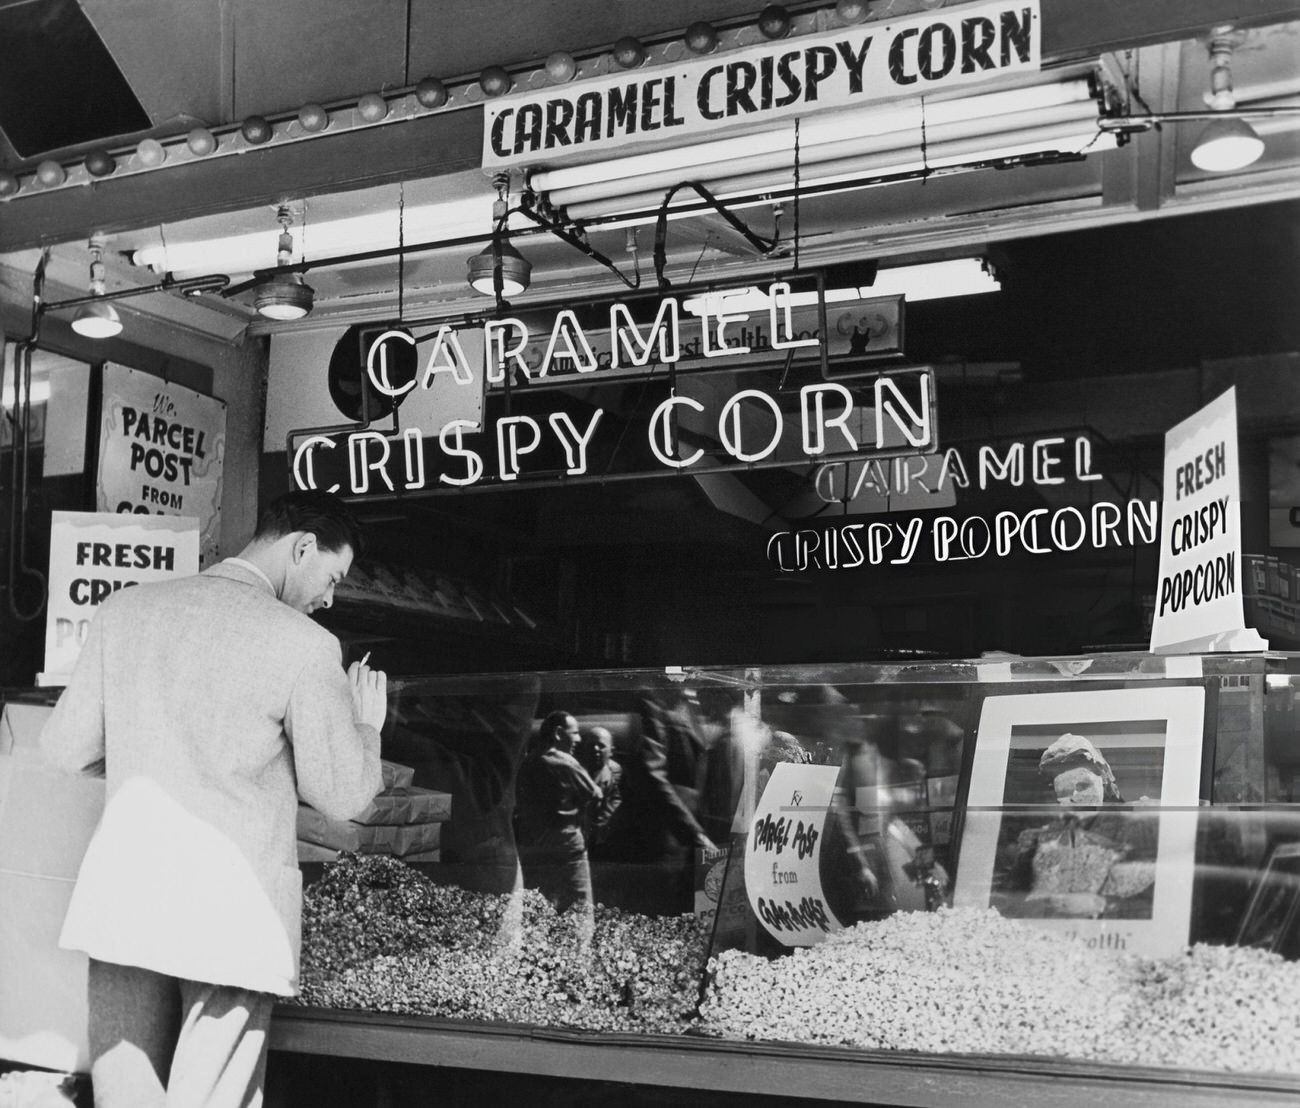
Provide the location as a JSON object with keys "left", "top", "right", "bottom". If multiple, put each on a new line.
{"left": 40, "top": 490, "right": 388, "bottom": 1108}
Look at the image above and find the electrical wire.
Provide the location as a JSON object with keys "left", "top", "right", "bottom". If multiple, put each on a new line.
{"left": 5, "top": 252, "right": 50, "bottom": 621}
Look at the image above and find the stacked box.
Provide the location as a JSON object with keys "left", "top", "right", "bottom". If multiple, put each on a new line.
{"left": 0, "top": 703, "right": 101, "bottom": 1073}
{"left": 1244, "top": 554, "right": 1265, "bottom": 597}
{"left": 380, "top": 759, "right": 415, "bottom": 790}
{"left": 295, "top": 806, "right": 443, "bottom": 856}
{"left": 297, "top": 760, "right": 450, "bottom": 863}
{"left": 352, "top": 786, "right": 451, "bottom": 826}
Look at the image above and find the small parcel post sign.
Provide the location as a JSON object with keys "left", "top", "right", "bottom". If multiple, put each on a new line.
{"left": 95, "top": 364, "right": 226, "bottom": 567}
{"left": 744, "top": 762, "right": 844, "bottom": 946}
{"left": 1150, "top": 387, "right": 1256, "bottom": 652}
{"left": 42, "top": 511, "right": 199, "bottom": 685}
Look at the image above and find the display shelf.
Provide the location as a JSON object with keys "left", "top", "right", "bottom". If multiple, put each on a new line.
{"left": 323, "top": 595, "right": 562, "bottom": 648}
{"left": 753, "top": 649, "right": 1300, "bottom": 689}
{"left": 268, "top": 1006, "right": 1300, "bottom": 1108}
{"left": 321, "top": 556, "right": 566, "bottom": 652}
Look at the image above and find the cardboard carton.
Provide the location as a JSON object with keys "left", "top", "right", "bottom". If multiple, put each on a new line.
{"left": 295, "top": 805, "right": 442, "bottom": 856}
{"left": 0, "top": 703, "right": 102, "bottom": 1074}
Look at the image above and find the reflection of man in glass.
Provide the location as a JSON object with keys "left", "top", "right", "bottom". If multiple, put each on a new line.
{"left": 1001, "top": 733, "right": 1158, "bottom": 920}
{"left": 514, "top": 711, "right": 602, "bottom": 933}
{"left": 578, "top": 725, "right": 622, "bottom": 851}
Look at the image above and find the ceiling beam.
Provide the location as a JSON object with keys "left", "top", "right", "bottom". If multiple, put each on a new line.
{"left": 1041, "top": 0, "right": 1300, "bottom": 56}
{"left": 1100, "top": 42, "right": 1182, "bottom": 213}
{"left": 1, "top": 0, "right": 1295, "bottom": 254}
{"left": 0, "top": 108, "right": 484, "bottom": 252}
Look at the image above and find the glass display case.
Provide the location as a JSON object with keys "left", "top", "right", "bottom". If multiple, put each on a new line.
{"left": 272, "top": 652, "right": 1300, "bottom": 1105}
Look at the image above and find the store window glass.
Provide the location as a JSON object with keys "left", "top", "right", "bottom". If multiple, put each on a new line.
{"left": 281, "top": 656, "right": 1300, "bottom": 1082}
{"left": 0, "top": 347, "right": 92, "bottom": 684}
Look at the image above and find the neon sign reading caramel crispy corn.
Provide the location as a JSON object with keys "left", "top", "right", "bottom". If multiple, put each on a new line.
{"left": 289, "top": 281, "right": 935, "bottom": 498}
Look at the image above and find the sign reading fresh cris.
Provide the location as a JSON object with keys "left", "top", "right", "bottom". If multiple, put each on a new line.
{"left": 482, "top": 0, "right": 1040, "bottom": 169}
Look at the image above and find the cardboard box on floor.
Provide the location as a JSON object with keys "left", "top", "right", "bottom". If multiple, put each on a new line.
{"left": 0, "top": 702, "right": 102, "bottom": 1074}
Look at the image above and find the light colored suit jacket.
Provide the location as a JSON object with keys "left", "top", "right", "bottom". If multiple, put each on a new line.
{"left": 39, "top": 560, "right": 382, "bottom": 996}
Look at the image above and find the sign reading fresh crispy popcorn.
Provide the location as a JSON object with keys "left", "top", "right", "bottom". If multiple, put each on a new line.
{"left": 744, "top": 763, "right": 844, "bottom": 946}
{"left": 1150, "top": 386, "right": 1265, "bottom": 652}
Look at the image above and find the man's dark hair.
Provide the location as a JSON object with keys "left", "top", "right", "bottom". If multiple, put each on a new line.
{"left": 539, "top": 710, "right": 573, "bottom": 747}
{"left": 254, "top": 490, "right": 366, "bottom": 558}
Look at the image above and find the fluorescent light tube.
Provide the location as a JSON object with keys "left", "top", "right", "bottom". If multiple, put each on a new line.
{"left": 679, "top": 260, "right": 998, "bottom": 312}
{"left": 2, "top": 379, "right": 51, "bottom": 407}
{"left": 531, "top": 78, "right": 1097, "bottom": 195}
{"left": 865, "top": 259, "right": 1000, "bottom": 301}
{"left": 561, "top": 123, "right": 1117, "bottom": 221}
{"left": 545, "top": 99, "right": 1100, "bottom": 209}
{"left": 131, "top": 194, "right": 500, "bottom": 277}
{"left": 681, "top": 286, "right": 875, "bottom": 314}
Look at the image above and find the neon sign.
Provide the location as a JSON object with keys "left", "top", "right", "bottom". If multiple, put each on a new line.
{"left": 769, "top": 433, "right": 1161, "bottom": 571}
{"left": 288, "top": 280, "right": 936, "bottom": 498}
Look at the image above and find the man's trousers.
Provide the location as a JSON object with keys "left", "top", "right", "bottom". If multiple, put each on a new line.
{"left": 87, "top": 958, "right": 274, "bottom": 1108}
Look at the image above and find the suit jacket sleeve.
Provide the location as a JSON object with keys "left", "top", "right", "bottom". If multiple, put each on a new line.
{"left": 40, "top": 607, "right": 108, "bottom": 777}
{"left": 285, "top": 633, "right": 383, "bottom": 821}
{"left": 633, "top": 724, "right": 708, "bottom": 850}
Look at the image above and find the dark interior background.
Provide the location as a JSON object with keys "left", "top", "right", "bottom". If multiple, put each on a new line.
{"left": 260, "top": 200, "right": 1300, "bottom": 676}
{"left": 3, "top": 201, "right": 1297, "bottom": 683}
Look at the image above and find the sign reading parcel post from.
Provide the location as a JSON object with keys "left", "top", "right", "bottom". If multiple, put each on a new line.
{"left": 1150, "top": 386, "right": 1257, "bottom": 652}
{"left": 744, "top": 762, "right": 844, "bottom": 947}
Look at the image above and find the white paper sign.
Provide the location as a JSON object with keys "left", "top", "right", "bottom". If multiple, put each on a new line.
{"left": 744, "top": 762, "right": 844, "bottom": 947}
{"left": 96, "top": 364, "right": 226, "bottom": 567}
{"left": 483, "top": 0, "right": 1041, "bottom": 170}
{"left": 1150, "top": 387, "right": 1258, "bottom": 652}
{"left": 42, "top": 511, "right": 200, "bottom": 685}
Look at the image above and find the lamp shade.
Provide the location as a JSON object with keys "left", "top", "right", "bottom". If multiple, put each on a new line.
{"left": 467, "top": 239, "right": 532, "bottom": 297}
{"left": 70, "top": 300, "right": 123, "bottom": 339}
{"left": 254, "top": 273, "right": 315, "bottom": 320}
{"left": 1190, "top": 116, "right": 1265, "bottom": 172}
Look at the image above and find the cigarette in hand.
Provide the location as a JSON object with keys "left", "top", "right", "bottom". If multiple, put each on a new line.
{"left": 360, "top": 652, "right": 371, "bottom": 666}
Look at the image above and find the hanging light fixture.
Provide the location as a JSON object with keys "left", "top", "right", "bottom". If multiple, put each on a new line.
{"left": 70, "top": 236, "right": 123, "bottom": 339}
{"left": 1191, "top": 27, "right": 1265, "bottom": 172}
{"left": 467, "top": 239, "right": 532, "bottom": 296}
{"left": 254, "top": 206, "right": 315, "bottom": 320}
{"left": 467, "top": 175, "right": 532, "bottom": 297}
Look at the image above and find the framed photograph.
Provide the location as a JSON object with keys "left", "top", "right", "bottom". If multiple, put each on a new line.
{"left": 953, "top": 685, "right": 1205, "bottom": 957}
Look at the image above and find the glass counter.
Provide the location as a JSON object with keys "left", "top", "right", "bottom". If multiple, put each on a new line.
{"left": 276, "top": 652, "right": 1300, "bottom": 1103}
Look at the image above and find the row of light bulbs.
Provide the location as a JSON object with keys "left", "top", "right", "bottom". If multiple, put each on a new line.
{"left": 43, "top": 7, "right": 1279, "bottom": 338}
{"left": 0, "top": 2, "right": 878, "bottom": 202}
{"left": 36, "top": 0, "right": 862, "bottom": 334}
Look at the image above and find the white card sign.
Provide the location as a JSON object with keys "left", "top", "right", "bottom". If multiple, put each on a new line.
{"left": 96, "top": 364, "right": 226, "bottom": 567}
{"left": 1150, "top": 386, "right": 1264, "bottom": 652}
{"left": 41, "top": 511, "right": 199, "bottom": 686}
{"left": 744, "top": 762, "right": 844, "bottom": 947}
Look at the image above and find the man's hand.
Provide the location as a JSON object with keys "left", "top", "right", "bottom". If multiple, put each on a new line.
{"left": 348, "top": 657, "right": 388, "bottom": 732}
{"left": 696, "top": 833, "right": 719, "bottom": 856}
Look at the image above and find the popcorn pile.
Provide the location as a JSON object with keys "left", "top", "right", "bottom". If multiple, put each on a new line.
{"left": 701, "top": 906, "right": 1128, "bottom": 1057}
{"left": 1104, "top": 943, "right": 1300, "bottom": 1073}
{"left": 295, "top": 853, "right": 707, "bottom": 1033}
{"left": 698, "top": 905, "right": 1300, "bottom": 1075}
{"left": 298, "top": 858, "right": 1300, "bottom": 1075}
